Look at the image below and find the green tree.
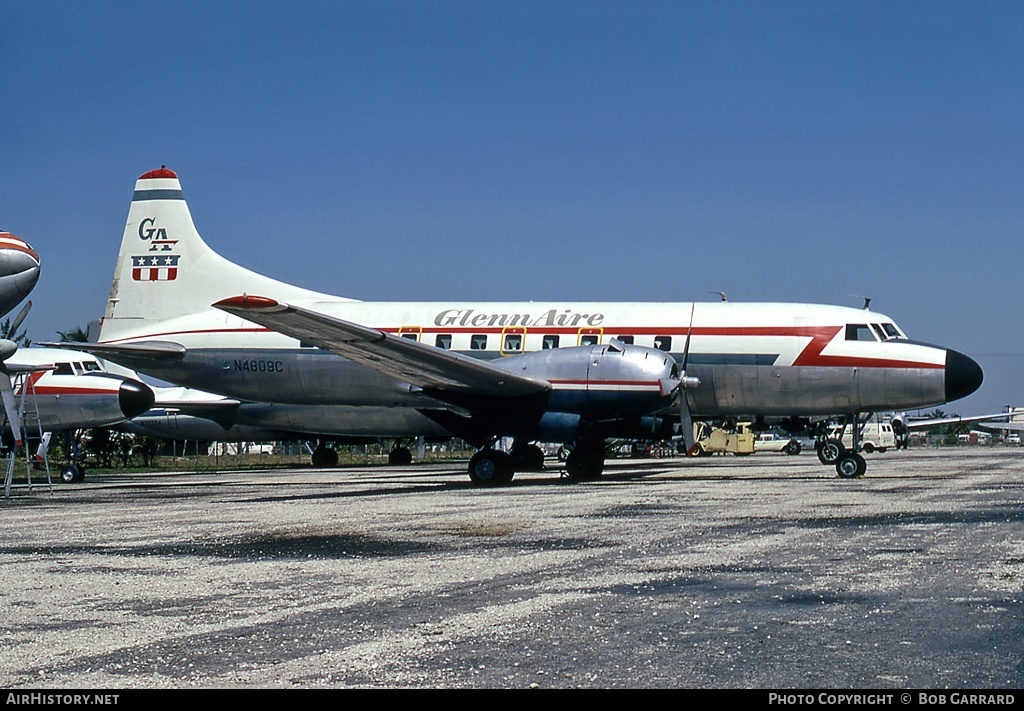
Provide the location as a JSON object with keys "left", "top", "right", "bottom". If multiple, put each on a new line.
{"left": 0, "top": 317, "right": 30, "bottom": 346}
{"left": 56, "top": 325, "right": 90, "bottom": 342}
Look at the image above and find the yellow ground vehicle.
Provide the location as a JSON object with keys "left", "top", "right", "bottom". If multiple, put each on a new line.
{"left": 689, "top": 422, "right": 756, "bottom": 456}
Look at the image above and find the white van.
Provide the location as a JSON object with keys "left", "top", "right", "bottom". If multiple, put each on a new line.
{"left": 827, "top": 422, "right": 896, "bottom": 453}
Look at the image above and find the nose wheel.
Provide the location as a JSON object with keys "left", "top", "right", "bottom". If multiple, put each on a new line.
{"left": 816, "top": 414, "right": 870, "bottom": 478}
{"left": 835, "top": 451, "right": 867, "bottom": 479}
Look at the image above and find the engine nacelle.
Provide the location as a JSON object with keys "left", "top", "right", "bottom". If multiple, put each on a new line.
{"left": 495, "top": 341, "right": 680, "bottom": 419}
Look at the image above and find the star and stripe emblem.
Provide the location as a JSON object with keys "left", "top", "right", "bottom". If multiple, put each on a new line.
{"left": 131, "top": 255, "right": 181, "bottom": 282}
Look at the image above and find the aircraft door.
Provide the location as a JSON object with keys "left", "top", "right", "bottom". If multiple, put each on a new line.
{"left": 578, "top": 327, "right": 603, "bottom": 346}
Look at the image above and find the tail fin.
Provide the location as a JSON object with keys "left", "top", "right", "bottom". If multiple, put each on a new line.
{"left": 99, "top": 167, "right": 350, "bottom": 343}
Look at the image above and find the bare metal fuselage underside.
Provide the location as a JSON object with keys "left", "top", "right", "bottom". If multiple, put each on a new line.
{"left": 124, "top": 346, "right": 947, "bottom": 421}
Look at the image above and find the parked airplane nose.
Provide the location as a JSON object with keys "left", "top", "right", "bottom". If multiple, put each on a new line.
{"left": 119, "top": 380, "right": 156, "bottom": 419}
{"left": 945, "top": 349, "right": 983, "bottom": 403}
{"left": 0, "top": 234, "right": 41, "bottom": 315}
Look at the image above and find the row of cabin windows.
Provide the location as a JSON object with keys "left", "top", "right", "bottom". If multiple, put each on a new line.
{"left": 400, "top": 333, "right": 674, "bottom": 353}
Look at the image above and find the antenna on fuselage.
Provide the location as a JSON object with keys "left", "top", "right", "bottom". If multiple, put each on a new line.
{"left": 849, "top": 294, "right": 872, "bottom": 310}
{"left": 709, "top": 291, "right": 728, "bottom": 302}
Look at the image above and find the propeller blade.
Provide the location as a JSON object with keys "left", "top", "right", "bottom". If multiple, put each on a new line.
{"left": 7, "top": 300, "right": 31, "bottom": 339}
{"left": 680, "top": 392, "right": 695, "bottom": 454}
{"left": 677, "top": 302, "right": 698, "bottom": 454}
{"left": 0, "top": 368, "right": 22, "bottom": 447}
{"left": 681, "top": 303, "right": 695, "bottom": 372}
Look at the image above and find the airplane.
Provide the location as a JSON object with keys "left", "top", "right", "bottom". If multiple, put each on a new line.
{"left": 0, "top": 231, "right": 156, "bottom": 488}
{"left": 2, "top": 348, "right": 156, "bottom": 483}
{"left": 0, "top": 231, "right": 41, "bottom": 458}
{"left": 0, "top": 232, "right": 40, "bottom": 318}
{"left": 49, "top": 167, "right": 984, "bottom": 483}
{"left": 119, "top": 387, "right": 452, "bottom": 466}
{"left": 972, "top": 409, "right": 1024, "bottom": 437}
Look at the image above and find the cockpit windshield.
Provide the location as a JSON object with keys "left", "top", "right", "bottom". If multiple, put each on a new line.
{"left": 846, "top": 322, "right": 907, "bottom": 342}
{"left": 880, "top": 322, "right": 904, "bottom": 339}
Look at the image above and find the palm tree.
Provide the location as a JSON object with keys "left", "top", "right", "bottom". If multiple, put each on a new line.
{"left": 0, "top": 317, "right": 30, "bottom": 346}
{"left": 56, "top": 325, "right": 90, "bottom": 343}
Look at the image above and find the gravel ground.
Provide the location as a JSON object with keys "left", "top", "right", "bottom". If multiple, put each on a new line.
{"left": 0, "top": 447, "right": 1021, "bottom": 689}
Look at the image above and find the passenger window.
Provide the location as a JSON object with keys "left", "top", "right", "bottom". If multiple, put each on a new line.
{"left": 845, "top": 324, "right": 877, "bottom": 342}
{"left": 401, "top": 333, "right": 419, "bottom": 341}
{"left": 435, "top": 334, "right": 452, "bottom": 350}
{"left": 503, "top": 334, "right": 523, "bottom": 353}
{"left": 580, "top": 334, "right": 599, "bottom": 346}
{"left": 616, "top": 335, "right": 634, "bottom": 345}
{"left": 470, "top": 335, "right": 488, "bottom": 350}
{"left": 654, "top": 335, "right": 672, "bottom": 351}
{"left": 542, "top": 335, "right": 559, "bottom": 349}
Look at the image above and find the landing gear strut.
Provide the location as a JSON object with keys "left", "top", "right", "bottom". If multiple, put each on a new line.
{"left": 831, "top": 414, "right": 868, "bottom": 479}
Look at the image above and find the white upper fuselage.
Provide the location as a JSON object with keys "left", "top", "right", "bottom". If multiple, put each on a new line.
{"left": 101, "top": 298, "right": 939, "bottom": 371}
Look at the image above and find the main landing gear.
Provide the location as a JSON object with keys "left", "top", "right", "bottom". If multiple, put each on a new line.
{"left": 309, "top": 440, "right": 417, "bottom": 468}
{"left": 467, "top": 439, "right": 606, "bottom": 486}
{"left": 813, "top": 415, "right": 868, "bottom": 479}
{"left": 467, "top": 441, "right": 547, "bottom": 486}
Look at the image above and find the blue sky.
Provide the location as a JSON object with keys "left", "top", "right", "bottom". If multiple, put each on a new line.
{"left": 2, "top": 1, "right": 1021, "bottom": 415}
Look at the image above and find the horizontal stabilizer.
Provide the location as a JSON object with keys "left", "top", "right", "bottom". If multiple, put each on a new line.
{"left": 38, "top": 340, "right": 187, "bottom": 361}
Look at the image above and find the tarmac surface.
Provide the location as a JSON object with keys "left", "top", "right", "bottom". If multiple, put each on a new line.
{"left": 0, "top": 447, "right": 1021, "bottom": 689}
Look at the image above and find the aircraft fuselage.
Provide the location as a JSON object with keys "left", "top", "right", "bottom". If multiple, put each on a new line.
{"left": 97, "top": 300, "right": 975, "bottom": 419}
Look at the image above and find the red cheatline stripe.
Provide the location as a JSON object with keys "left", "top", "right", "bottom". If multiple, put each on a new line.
{"left": 103, "top": 324, "right": 943, "bottom": 369}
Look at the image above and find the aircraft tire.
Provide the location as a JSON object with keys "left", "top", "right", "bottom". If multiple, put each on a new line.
{"left": 835, "top": 452, "right": 867, "bottom": 479}
{"left": 59, "top": 464, "right": 83, "bottom": 484}
{"left": 311, "top": 447, "right": 338, "bottom": 468}
{"left": 816, "top": 439, "right": 845, "bottom": 465}
{"left": 388, "top": 447, "right": 413, "bottom": 465}
{"left": 510, "top": 444, "right": 545, "bottom": 472}
{"left": 564, "top": 448, "right": 604, "bottom": 480}
{"left": 468, "top": 450, "right": 513, "bottom": 486}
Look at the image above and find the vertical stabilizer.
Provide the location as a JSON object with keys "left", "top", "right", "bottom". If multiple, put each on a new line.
{"left": 100, "top": 167, "right": 346, "bottom": 343}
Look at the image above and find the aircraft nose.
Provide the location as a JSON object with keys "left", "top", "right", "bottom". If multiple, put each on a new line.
{"left": 0, "top": 235, "right": 41, "bottom": 277}
{"left": 118, "top": 379, "right": 156, "bottom": 419}
{"left": 945, "top": 348, "right": 983, "bottom": 403}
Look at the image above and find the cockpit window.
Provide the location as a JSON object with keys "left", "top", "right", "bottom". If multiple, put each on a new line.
{"left": 83, "top": 361, "right": 102, "bottom": 372}
{"left": 54, "top": 363, "right": 73, "bottom": 375}
{"left": 870, "top": 324, "right": 887, "bottom": 341}
{"left": 845, "top": 324, "right": 877, "bottom": 342}
{"left": 881, "top": 323, "right": 903, "bottom": 339}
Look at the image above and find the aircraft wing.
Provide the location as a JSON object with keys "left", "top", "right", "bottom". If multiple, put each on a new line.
{"left": 4, "top": 363, "right": 56, "bottom": 375}
{"left": 976, "top": 421, "right": 1024, "bottom": 432}
{"left": 37, "top": 340, "right": 187, "bottom": 361}
{"left": 153, "top": 386, "right": 243, "bottom": 413}
{"left": 213, "top": 296, "right": 551, "bottom": 398}
{"left": 902, "top": 412, "right": 1021, "bottom": 429}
